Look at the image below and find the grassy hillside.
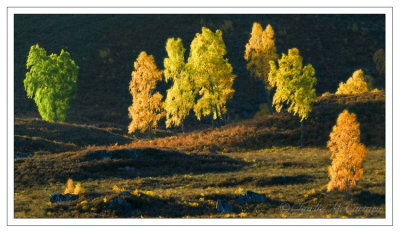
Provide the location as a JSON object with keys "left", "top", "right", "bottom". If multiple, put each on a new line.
{"left": 14, "top": 14, "right": 385, "bottom": 126}
{"left": 13, "top": 14, "right": 386, "bottom": 219}
{"left": 127, "top": 91, "right": 385, "bottom": 152}
{"left": 14, "top": 147, "right": 385, "bottom": 218}
{"left": 14, "top": 91, "right": 385, "bottom": 156}
{"left": 13, "top": 91, "right": 385, "bottom": 218}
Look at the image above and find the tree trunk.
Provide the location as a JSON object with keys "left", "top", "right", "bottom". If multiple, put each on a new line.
{"left": 53, "top": 102, "right": 58, "bottom": 122}
{"left": 300, "top": 120, "right": 304, "bottom": 148}
{"left": 148, "top": 125, "right": 152, "bottom": 139}
{"left": 181, "top": 121, "right": 185, "bottom": 134}
{"left": 216, "top": 110, "right": 222, "bottom": 127}
{"left": 265, "top": 89, "right": 274, "bottom": 115}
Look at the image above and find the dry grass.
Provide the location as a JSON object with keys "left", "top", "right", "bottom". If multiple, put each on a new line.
{"left": 126, "top": 91, "right": 385, "bottom": 152}
{"left": 14, "top": 147, "right": 385, "bottom": 218}
{"left": 13, "top": 92, "right": 385, "bottom": 218}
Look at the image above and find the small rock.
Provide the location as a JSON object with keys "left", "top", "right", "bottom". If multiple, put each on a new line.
{"left": 120, "top": 191, "right": 131, "bottom": 196}
{"left": 236, "top": 190, "right": 268, "bottom": 204}
{"left": 49, "top": 193, "right": 79, "bottom": 203}
{"left": 64, "top": 194, "right": 79, "bottom": 202}
{"left": 216, "top": 199, "right": 233, "bottom": 213}
{"left": 14, "top": 153, "right": 34, "bottom": 158}
{"left": 127, "top": 149, "right": 140, "bottom": 158}
{"left": 108, "top": 197, "right": 131, "bottom": 210}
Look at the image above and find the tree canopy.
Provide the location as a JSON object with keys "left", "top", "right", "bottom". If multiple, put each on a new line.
{"left": 163, "top": 38, "right": 195, "bottom": 130}
{"left": 244, "top": 22, "right": 278, "bottom": 88}
{"left": 336, "top": 69, "right": 369, "bottom": 95}
{"left": 128, "top": 51, "right": 164, "bottom": 136}
{"left": 327, "top": 109, "right": 366, "bottom": 193}
{"left": 268, "top": 48, "right": 317, "bottom": 122}
{"left": 187, "top": 27, "right": 236, "bottom": 121}
{"left": 24, "top": 44, "right": 79, "bottom": 122}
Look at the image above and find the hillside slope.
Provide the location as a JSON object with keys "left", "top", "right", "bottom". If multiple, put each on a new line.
{"left": 14, "top": 14, "right": 385, "bottom": 126}
{"left": 14, "top": 91, "right": 385, "bottom": 155}
{"left": 127, "top": 91, "right": 385, "bottom": 151}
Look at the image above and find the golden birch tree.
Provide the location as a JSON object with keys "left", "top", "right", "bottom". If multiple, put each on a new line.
{"left": 164, "top": 38, "right": 195, "bottom": 132}
{"left": 128, "top": 51, "right": 164, "bottom": 137}
{"left": 187, "top": 27, "right": 236, "bottom": 124}
{"left": 327, "top": 109, "right": 367, "bottom": 197}
{"left": 244, "top": 22, "right": 278, "bottom": 114}
{"left": 336, "top": 69, "right": 369, "bottom": 94}
{"left": 268, "top": 48, "right": 317, "bottom": 147}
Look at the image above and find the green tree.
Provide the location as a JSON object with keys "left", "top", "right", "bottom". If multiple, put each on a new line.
{"left": 24, "top": 44, "right": 79, "bottom": 122}
{"left": 373, "top": 48, "right": 385, "bottom": 78}
{"left": 244, "top": 22, "right": 278, "bottom": 114}
{"left": 187, "top": 27, "right": 236, "bottom": 126}
{"left": 128, "top": 51, "right": 164, "bottom": 138}
{"left": 164, "top": 38, "right": 195, "bottom": 133}
{"left": 268, "top": 48, "right": 317, "bottom": 147}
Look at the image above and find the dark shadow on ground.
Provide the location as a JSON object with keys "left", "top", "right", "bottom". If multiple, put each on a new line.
{"left": 14, "top": 118, "right": 133, "bottom": 154}
{"left": 14, "top": 148, "right": 249, "bottom": 187}
{"left": 47, "top": 191, "right": 210, "bottom": 218}
{"left": 353, "top": 191, "right": 385, "bottom": 206}
{"left": 255, "top": 175, "right": 314, "bottom": 186}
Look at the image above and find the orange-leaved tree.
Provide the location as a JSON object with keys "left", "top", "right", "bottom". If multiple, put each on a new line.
{"left": 336, "top": 69, "right": 369, "bottom": 94}
{"left": 244, "top": 22, "right": 278, "bottom": 114}
{"left": 128, "top": 51, "right": 164, "bottom": 138}
{"left": 327, "top": 109, "right": 367, "bottom": 198}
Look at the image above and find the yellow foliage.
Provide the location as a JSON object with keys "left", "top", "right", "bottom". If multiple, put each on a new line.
{"left": 112, "top": 185, "right": 124, "bottom": 193}
{"left": 244, "top": 23, "right": 278, "bottom": 88}
{"left": 336, "top": 69, "right": 368, "bottom": 94}
{"left": 238, "top": 212, "right": 247, "bottom": 218}
{"left": 327, "top": 110, "right": 367, "bottom": 192}
{"left": 321, "top": 92, "right": 331, "bottom": 97}
{"left": 63, "top": 179, "right": 83, "bottom": 195}
{"left": 234, "top": 187, "right": 243, "bottom": 194}
{"left": 268, "top": 48, "right": 317, "bottom": 121}
{"left": 187, "top": 27, "right": 236, "bottom": 120}
{"left": 164, "top": 38, "right": 195, "bottom": 129}
{"left": 131, "top": 189, "right": 141, "bottom": 197}
{"left": 73, "top": 183, "right": 84, "bottom": 195}
{"left": 128, "top": 51, "right": 164, "bottom": 136}
{"left": 64, "top": 178, "right": 75, "bottom": 194}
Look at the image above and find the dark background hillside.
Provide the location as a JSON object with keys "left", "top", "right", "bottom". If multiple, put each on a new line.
{"left": 14, "top": 14, "right": 385, "bottom": 128}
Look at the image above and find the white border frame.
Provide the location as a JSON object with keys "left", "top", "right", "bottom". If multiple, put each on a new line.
{"left": 7, "top": 7, "right": 393, "bottom": 226}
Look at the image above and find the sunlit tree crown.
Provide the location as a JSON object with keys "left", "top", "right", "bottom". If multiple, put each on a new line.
{"left": 327, "top": 109, "right": 367, "bottom": 192}
{"left": 24, "top": 44, "right": 79, "bottom": 122}
{"left": 187, "top": 27, "right": 236, "bottom": 120}
{"left": 336, "top": 69, "right": 368, "bottom": 94}
{"left": 268, "top": 48, "right": 317, "bottom": 121}
{"left": 128, "top": 51, "right": 164, "bottom": 134}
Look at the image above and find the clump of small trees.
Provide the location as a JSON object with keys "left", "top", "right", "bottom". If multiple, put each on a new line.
{"left": 336, "top": 69, "right": 369, "bottom": 95}
{"left": 128, "top": 27, "right": 235, "bottom": 136}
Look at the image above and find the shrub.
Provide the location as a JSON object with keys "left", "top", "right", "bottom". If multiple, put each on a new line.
{"left": 64, "top": 178, "right": 83, "bottom": 195}
{"left": 336, "top": 69, "right": 368, "bottom": 94}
